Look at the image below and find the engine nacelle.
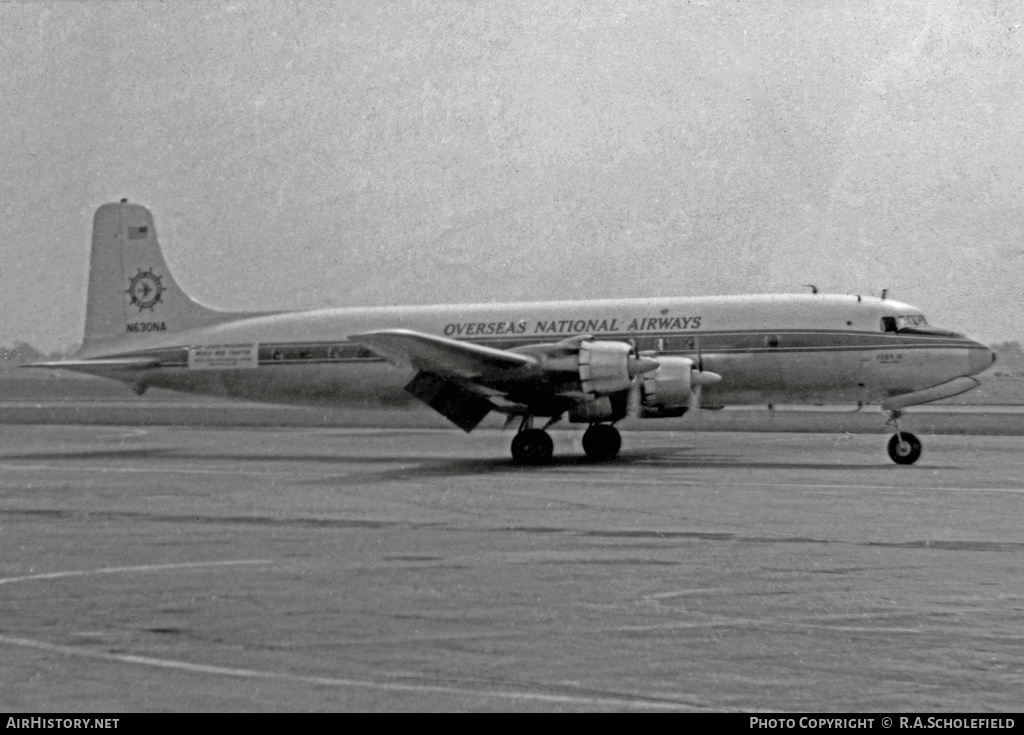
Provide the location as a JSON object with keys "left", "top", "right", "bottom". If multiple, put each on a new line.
{"left": 577, "top": 340, "right": 634, "bottom": 396}
{"left": 522, "top": 338, "right": 658, "bottom": 422}
{"left": 568, "top": 395, "right": 616, "bottom": 423}
{"left": 642, "top": 356, "right": 696, "bottom": 413}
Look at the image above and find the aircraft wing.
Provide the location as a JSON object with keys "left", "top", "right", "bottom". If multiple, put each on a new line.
{"left": 349, "top": 329, "right": 542, "bottom": 432}
{"left": 349, "top": 329, "right": 537, "bottom": 379}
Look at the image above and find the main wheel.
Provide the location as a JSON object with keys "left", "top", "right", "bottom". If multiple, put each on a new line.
{"left": 511, "top": 429, "right": 554, "bottom": 465}
{"left": 887, "top": 432, "right": 922, "bottom": 465}
{"left": 582, "top": 424, "right": 622, "bottom": 461}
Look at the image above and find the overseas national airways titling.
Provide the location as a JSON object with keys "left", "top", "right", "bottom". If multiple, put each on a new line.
{"left": 443, "top": 315, "right": 701, "bottom": 338}
{"left": 29, "top": 200, "right": 995, "bottom": 465}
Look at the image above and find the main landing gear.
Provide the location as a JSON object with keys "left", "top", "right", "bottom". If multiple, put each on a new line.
{"left": 510, "top": 416, "right": 554, "bottom": 465}
{"left": 509, "top": 417, "right": 622, "bottom": 464}
{"left": 581, "top": 424, "right": 621, "bottom": 462}
{"left": 510, "top": 428, "right": 554, "bottom": 465}
{"left": 885, "top": 409, "right": 922, "bottom": 465}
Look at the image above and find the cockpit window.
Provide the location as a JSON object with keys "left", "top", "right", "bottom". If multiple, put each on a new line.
{"left": 896, "top": 314, "right": 928, "bottom": 329}
{"left": 881, "top": 315, "right": 928, "bottom": 332}
{"left": 880, "top": 313, "right": 962, "bottom": 337}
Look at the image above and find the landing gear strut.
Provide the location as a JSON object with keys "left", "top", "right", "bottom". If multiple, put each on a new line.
{"left": 582, "top": 424, "right": 621, "bottom": 462}
{"left": 510, "top": 416, "right": 554, "bottom": 465}
{"left": 885, "top": 409, "right": 922, "bottom": 465}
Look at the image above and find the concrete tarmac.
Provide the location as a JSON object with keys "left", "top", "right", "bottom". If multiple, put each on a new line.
{"left": 0, "top": 425, "right": 1022, "bottom": 712}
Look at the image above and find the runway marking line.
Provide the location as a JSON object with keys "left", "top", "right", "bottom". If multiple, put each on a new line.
{"left": 0, "top": 463, "right": 324, "bottom": 479}
{"left": 0, "top": 559, "right": 709, "bottom": 710}
{"left": 3, "top": 462, "right": 1024, "bottom": 495}
{"left": 0, "top": 634, "right": 708, "bottom": 711}
{"left": 0, "top": 560, "right": 273, "bottom": 586}
{"left": 540, "top": 475, "right": 1024, "bottom": 494}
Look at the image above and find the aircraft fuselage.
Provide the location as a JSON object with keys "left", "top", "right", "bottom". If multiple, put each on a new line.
{"left": 78, "top": 293, "right": 992, "bottom": 412}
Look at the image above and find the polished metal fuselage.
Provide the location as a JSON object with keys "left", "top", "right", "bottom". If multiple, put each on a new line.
{"left": 76, "top": 293, "right": 994, "bottom": 412}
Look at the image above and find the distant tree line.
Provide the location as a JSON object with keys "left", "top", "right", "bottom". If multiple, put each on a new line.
{"left": 0, "top": 342, "right": 71, "bottom": 363}
{"left": 988, "top": 342, "right": 1024, "bottom": 377}
{"left": 991, "top": 341, "right": 1023, "bottom": 357}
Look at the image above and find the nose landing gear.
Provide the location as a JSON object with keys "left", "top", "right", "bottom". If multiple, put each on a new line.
{"left": 885, "top": 409, "right": 922, "bottom": 465}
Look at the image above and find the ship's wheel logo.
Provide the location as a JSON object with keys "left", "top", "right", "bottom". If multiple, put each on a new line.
{"left": 126, "top": 268, "right": 165, "bottom": 311}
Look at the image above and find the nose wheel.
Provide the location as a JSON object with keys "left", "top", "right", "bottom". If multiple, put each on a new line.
{"left": 885, "top": 409, "right": 922, "bottom": 465}
{"left": 887, "top": 433, "right": 922, "bottom": 465}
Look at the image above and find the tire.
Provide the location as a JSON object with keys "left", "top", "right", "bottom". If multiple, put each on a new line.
{"left": 582, "top": 424, "right": 622, "bottom": 461}
{"left": 511, "top": 429, "right": 554, "bottom": 465}
{"left": 887, "top": 432, "right": 922, "bottom": 465}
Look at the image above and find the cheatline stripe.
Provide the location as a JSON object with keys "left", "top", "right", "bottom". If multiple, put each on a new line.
{"left": 99, "top": 329, "right": 983, "bottom": 366}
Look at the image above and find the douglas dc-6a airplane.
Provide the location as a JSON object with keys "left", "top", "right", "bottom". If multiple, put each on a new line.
{"left": 30, "top": 200, "right": 995, "bottom": 465}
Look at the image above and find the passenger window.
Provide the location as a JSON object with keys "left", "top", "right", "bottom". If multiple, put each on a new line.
{"left": 633, "top": 336, "right": 660, "bottom": 352}
{"left": 880, "top": 317, "right": 897, "bottom": 332}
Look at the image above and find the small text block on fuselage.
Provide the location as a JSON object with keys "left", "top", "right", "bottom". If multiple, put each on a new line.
{"left": 187, "top": 343, "right": 259, "bottom": 370}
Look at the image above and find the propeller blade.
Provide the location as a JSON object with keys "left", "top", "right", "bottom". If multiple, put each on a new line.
{"left": 626, "top": 378, "right": 642, "bottom": 419}
{"left": 689, "top": 360, "right": 721, "bottom": 411}
{"left": 689, "top": 383, "right": 703, "bottom": 412}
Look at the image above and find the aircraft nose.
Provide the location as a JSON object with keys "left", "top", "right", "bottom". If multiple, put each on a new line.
{"left": 968, "top": 343, "right": 996, "bottom": 376}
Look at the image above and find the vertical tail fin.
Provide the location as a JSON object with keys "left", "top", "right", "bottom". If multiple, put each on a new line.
{"left": 82, "top": 200, "right": 250, "bottom": 353}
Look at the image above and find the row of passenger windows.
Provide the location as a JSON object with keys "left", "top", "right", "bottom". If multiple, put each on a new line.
{"left": 259, "top": 344, "right": 376, "bottom": 361}
{"left": 131, "top": 345, "right": 380, "bottom": 365}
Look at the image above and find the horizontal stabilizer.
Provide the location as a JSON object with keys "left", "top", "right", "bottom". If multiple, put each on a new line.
{"left": 23, "top": 358, "right": 161, "bottom": 371}
{"left": 350, "top": 329, "right": 536, "bottom": 378}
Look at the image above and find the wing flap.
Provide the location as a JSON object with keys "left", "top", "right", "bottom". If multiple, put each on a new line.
{"left": 404, "top": 371, "right": 495, "bottom": 432}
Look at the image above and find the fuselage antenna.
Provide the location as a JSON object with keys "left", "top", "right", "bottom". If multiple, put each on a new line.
{"left": 802, "top": 284, "right": 819, "bottom": 294}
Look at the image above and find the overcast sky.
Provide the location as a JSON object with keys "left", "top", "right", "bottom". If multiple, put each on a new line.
{"left": 2, "top": 0, "right": 1022, "bottom": 351}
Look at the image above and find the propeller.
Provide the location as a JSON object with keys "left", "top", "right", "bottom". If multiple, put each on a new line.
{"left": 690, "top": 336, "right": 704, "bottom": 412}
{"left": 626, "top": 378, "right": 642, "bottom": 419}
{"left": 689, "top": 366, "right": 722, "bottom": 411}
{"left": 626, "top": 353, "right": 659, "bottom": 378}
{"left": 689, "top": 336, "right": 722, "bottom": 411}
{"left": 625, "top": 339, "right": 657, "bottom": 419}
{"left": 625, "top": 340, "right": 643, "bottom": 419}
